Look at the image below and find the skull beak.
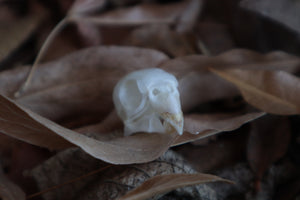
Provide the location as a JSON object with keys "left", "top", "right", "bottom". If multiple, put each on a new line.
{"left": 160, "top": 112, "right": 184, "bottom": 135}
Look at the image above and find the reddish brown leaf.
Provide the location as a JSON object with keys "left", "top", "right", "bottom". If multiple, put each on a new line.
{"left": 210, "top": 68, "right": 300, "bottom": 115}
{"left": 118, "top": 173, "right": 232, "bottom": 200}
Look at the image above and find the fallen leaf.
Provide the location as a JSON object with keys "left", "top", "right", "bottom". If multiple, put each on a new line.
{"left": 69, "top": 0, "right": 107, "bottom": 16}
{"left": 161, "top": 49, "right": 300, "bottom": 76}
{"left": 173, "top": 112, "right": 265, "bottom": 146}
{"left": 76, "top": 21, "right": 102, "bottom": 46}
{"left": 0, "top": 165, "right": 25, "bottom": 200}
{"left": 0, "top": 94, "right": 176, "bottom": 164}
{"left": 0, "top": 46, "right": 168, "bottom": 120}
{"left": 176, "top": 0, "right": 204, "bottom": 33}
{"left": 32, "top": 149, "right": 219, "bottom": 200}
{"left": 210, "top": 68, "right": 300, "bottom": 115}
{"left": 118, "top": 173, "right": 231, "bottom": 200}
{"left": 240, "top": 0, "right": 300, "bottom": 34}
{"left": 125, "top": 24, "right": 196, "bottom": 57}
{"left": 72, "top": 1, "right": 189, "bottom": 26}
{"left": 196, "top": 22, "right": 235, "bottom": 55}
{"left": 247, "top": 115, "right": 291, "bottom": 182}
{"left": 178, "top": 72, "right": 239, "bottom": 112}
{"left": 175, "top": 132, "right": 248, "bottom": 172}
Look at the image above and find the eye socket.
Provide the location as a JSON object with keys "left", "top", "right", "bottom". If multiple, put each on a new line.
{"left": 152, "top": 88, "right": 160, "bottom": 96}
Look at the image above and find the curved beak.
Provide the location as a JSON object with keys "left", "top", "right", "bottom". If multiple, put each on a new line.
{"left": 160, "top": 112, "right": 184, "bottom": 135}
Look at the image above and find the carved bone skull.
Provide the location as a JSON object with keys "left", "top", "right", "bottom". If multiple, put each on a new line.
{"left": 113, "top": 68, "right": 183, "bottom": 136}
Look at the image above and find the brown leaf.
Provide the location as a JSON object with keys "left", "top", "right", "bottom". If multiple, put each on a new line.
{"left": 177, "top": 72, "right": 239, "bottom": 112}
{"left": 173, "top": 112, "right": 265, "bottom": 146}
{"left": 125, "top": 24, "right": 196, "bottom": 57}
{"left": 118, "top": 173, "right": 231, "bottom": 200}
{"left": 69, "top": 0, "right": 107, "bottom": 16}
{"left": 210, "top": 68, "right": 300, "bottom": 115}
{"left": 196, "top": 22, "right": 235, "bottom": 55}
{"left": 0, "top": 46, "right": 168, "bottom": 120}
{"left": 247, "top": 115, "right": 291, "bottom": 181}
{"left": 240, "top": 0, "right": 300, "bottom": 34}
{"left": 0, "top": 166, "right": 25, "bottom": 200}
{"left": 32, "top": 149, "right": 218, "bottom": 200}
{"left": 0, "top": 94, "right": 176, "bottom": 164}
{"left": 176, "top": 0, "right": 204, "bottom": 33}
{"left": 0, "top": 14, "right": 41, "bottom": 63}
{"left": 161, "top": 49, "right": 300, "bottom": 76}
{"left": 72, "top": 1, "right": 189, "bottom": 26}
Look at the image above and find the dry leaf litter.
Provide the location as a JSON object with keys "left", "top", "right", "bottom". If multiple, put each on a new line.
{"left": 0, "top": 0, "right": 299, "bottom": 200}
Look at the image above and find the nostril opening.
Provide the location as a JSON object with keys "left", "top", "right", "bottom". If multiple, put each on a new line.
{"left": 152, "top": 88, "right": 160, "bottom": 96}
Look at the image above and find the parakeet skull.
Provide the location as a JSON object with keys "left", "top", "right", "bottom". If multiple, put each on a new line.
{"left": 113, "top": 68, "right": 183, "bottom": 136}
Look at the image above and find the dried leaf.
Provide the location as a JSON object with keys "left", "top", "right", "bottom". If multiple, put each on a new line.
{"left": 69, "top": 0, "right": 107, "bottom": 15}
{"left": 32, "top": 149, "right": 218, "bottom": 200}
{"left": 0, "top": 166, "right": 25, "bottom": 200}
{"left": 176, "top": 0, "right": 204, "bottom": 33}
{"left": 178, "top": 72, "right": 239, "bottom": 112}
{"left": 240, "top": 0, "right": 300, "bottom": 34}
{"left": 247, "top": 115, "right": 291, "bottom": 181}
{"left": 161, "top": 49, "right": 300, "bottom": 75}
{"left": 0, "top": 94, "right": 176, "bottom": 164}
{"left": 0, "top": 14, "right": 41, "bottom": 63}
{"left": 125, "top": 25, "right": 196, "bottom": 57}
{"left": 210, "top": 68, "right": 300, "bottom": 115}
{"left": 0, "top": 46, "right": 168, "bottom": 120}
{"left": 73, "top": 1, "right": 189, "bottom": 26}
{"left": 173, "top": 112, "right": 265, "bottom": 146}
{"left": 196, "top": 22, "right": 235, "bottom": 55}
{"left": 118, "top": 173, "right": 231, "bottom": 200}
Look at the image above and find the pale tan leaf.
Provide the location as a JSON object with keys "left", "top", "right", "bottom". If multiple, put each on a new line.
{"left": 0, "top": 94, "right": 176, "bottom": 164}
{"left": 210, "top": 68, "right": 300, "bottom": 115}
{"left": 118, "top": 173, "right": 231, "bottom": 200}
{"left": 0, "top": 14, "right": 42, "bottom": 62}
{"left": 0, "top": 166, "right": 25, "bottom": 200}
{"left": 173, "top": 112, "right": 265, "bottom": 146}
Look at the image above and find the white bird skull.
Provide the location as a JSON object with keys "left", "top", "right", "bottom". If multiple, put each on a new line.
{"left": 113, "top": 68, "right": 183, "bottom": 136}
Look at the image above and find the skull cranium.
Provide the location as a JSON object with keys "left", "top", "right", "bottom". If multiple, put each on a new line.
{"left": 113, "top": 68, "right": 183, "bottom": 136}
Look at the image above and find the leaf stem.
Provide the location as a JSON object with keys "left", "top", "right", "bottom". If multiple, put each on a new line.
{"left": 14, "top": 17, "right": 69, "bottom": 98}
